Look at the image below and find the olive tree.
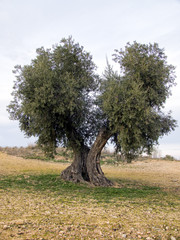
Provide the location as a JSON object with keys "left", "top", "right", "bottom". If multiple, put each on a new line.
{"left": 8, "top": 39, "right": 177, "bottom": 186}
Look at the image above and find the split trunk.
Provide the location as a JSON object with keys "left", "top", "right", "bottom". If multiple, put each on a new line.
{"left": 61, "top": 127, "right": 113, "bottom": 186}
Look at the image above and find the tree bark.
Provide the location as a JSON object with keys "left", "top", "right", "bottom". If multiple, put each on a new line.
{"left": 86, "top": 127, "right": 113, "bottom": 186}
{"left": 61, "top": 123, "right": 90, "bottom": 183}
{"left": 61, "top": 145, "right": 90, "bottom": 183}
{"left": 61, "top": 126, "right": 113, "bottom": 186}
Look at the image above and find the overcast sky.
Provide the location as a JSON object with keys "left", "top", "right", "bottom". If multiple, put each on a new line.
{"left": 0, "top": 0, "right": 180, "bottom": 158}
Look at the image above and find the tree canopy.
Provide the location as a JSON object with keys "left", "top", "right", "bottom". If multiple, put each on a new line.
{"left": 7, "top": 37, "right": 177, "bottom": 185}
{"left": 8, "top": 37, "right": 98, "bottom": 157}
{"left": 100, "top": 42, "right": 176, "bottom": 161}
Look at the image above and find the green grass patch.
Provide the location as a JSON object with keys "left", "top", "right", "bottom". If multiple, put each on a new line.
{"left": 0, "top": 173, "right": 170, "bottom": 204}
{"left": 23, "top": 155, "right": 54, "bottom": 161}
{"left": 23, "top": 154, "right": 69, "bottom": 163}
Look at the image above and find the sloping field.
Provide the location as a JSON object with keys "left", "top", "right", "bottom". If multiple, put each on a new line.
{"left": 105, "top": 159, "right": 180, "bottom": 193}
{"left": 0, "top": 152, "right": 66, "bottom": 176}
{"left": 0, "top": 152, "right": 180, "bottom": 239}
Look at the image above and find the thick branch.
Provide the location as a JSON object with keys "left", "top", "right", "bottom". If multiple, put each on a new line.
{"left": 86, "top": 127, "right": 113, "bottom": 186}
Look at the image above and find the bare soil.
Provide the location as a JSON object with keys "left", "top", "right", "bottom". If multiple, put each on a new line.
{"left": 0, "top": 152, "right": 180, "bottom": 239}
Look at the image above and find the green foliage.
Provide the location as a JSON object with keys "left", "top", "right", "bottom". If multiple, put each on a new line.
{"left": 113, "top": 42, "right": 176, "bottom": 107}
{"left": 7, "top": 37, "right": 98, "bottom": 156}
{"left": 7, "top": 39, "right": 177, "bottom": 161}
{"left": 101, "top": 42, "right": 177, "bottom": 161}
{"left": 163, "top": 155, "right": 175, "bottom": 161}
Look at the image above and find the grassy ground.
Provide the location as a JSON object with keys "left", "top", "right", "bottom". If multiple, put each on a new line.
{"left": 0, "top": 151, "right": 180, "bottom": 239}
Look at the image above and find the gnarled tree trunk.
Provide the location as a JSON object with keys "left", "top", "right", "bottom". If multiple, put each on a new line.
{"left": 61, "top": 127, "right": 113, "bottom": 186}
{"left": 61, "top": 145, "right": 89, "bottom": 183}
{"left": 86, "top": 127, "right": 113, "bottom": 186}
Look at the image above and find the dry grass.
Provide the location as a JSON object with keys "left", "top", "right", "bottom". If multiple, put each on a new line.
{"left": 0, "top": 152, "right": 180, "bottom": 239}
{"left": 0, "top": 152, "right": 67, "bottom": 176}
{"left": 104, "top": 159, "right": 180, "bottom": 193}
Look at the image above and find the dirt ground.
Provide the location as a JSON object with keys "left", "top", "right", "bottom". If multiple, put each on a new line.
{"left": 0, "top": 152, "right": 180, "bottom": 239}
